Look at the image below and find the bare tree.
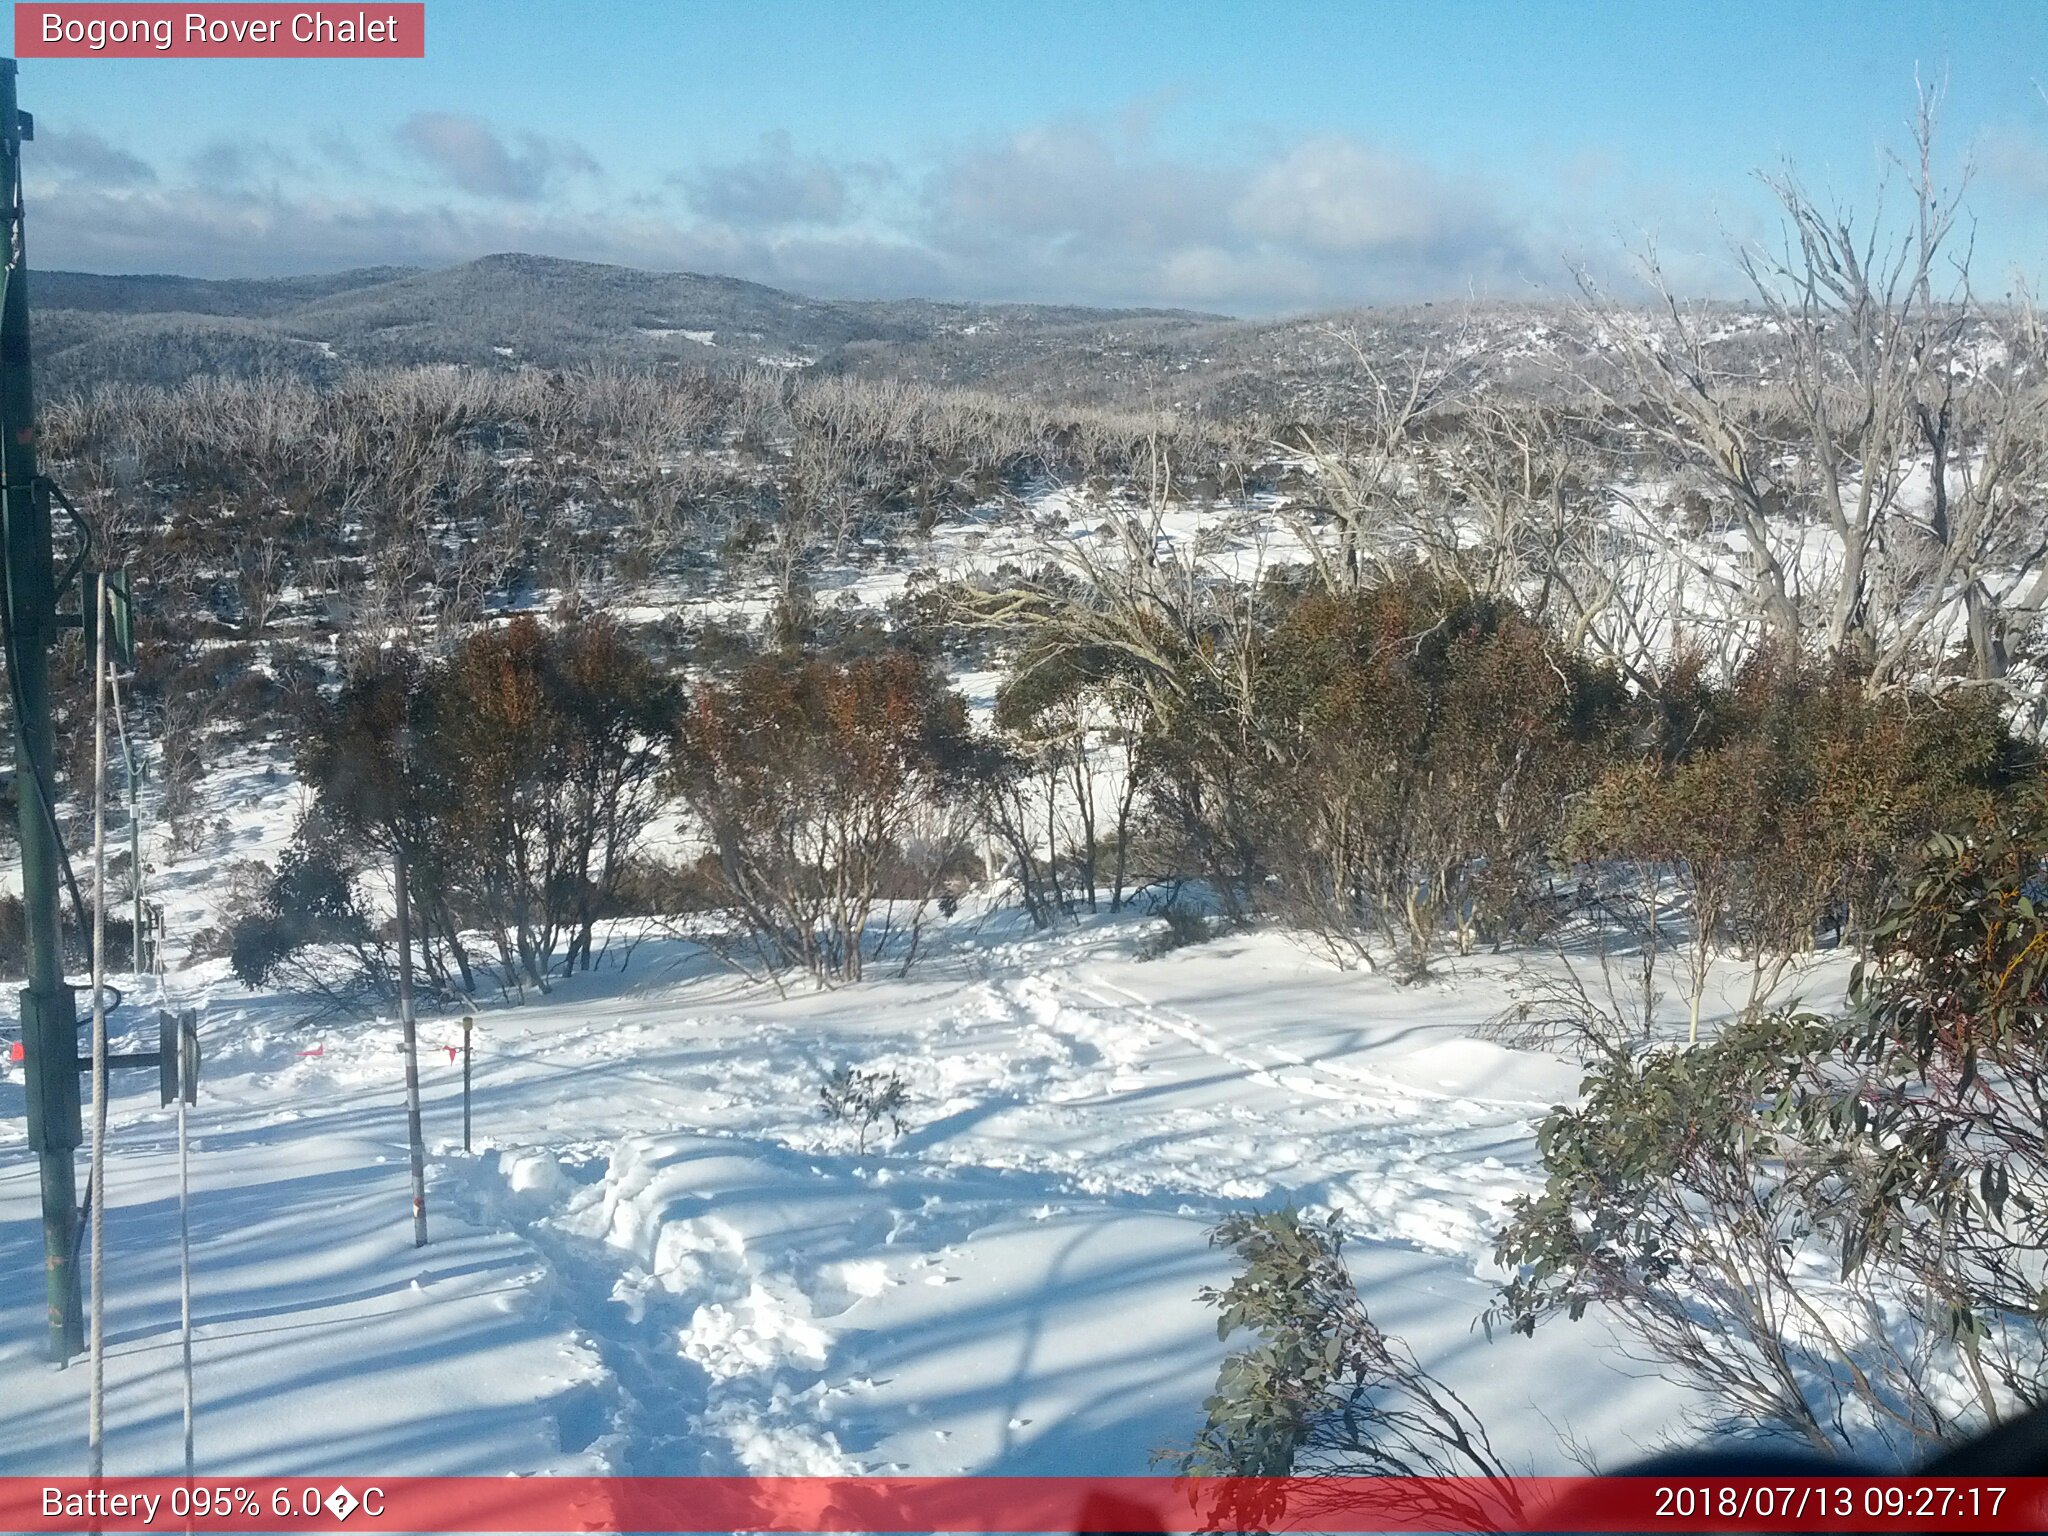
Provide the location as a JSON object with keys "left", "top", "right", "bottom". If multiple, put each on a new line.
{"left": 949, "top": 440, "right": 1274, "bottom": 916}
{"left": 234, "top": 535, "right": 289, "bottom": 639}
{"left": 1577, "top": 85, "right": 2048, "bottom": 697}
{"left": 1279, "top": 321, "right": 1482, "bottom": 594}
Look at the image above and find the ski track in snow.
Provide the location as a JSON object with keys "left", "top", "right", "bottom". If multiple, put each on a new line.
{"left": 1033, "top": 970, "right": 1547, "bottom": 1258}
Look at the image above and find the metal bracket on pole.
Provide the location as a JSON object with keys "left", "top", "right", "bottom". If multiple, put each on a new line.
{"left": 69, "top": 567, "right": 133, "bottom": 670}
{"left": 85, "top": 1009, "right": 200, "bottom": 1107}
{"left": 167, "top": 1009, "right": 199, "bottom": 1107}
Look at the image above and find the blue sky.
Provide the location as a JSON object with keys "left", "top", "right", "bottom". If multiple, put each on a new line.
{"left": 13, "top": 0, "right": 2048, "bottom": 312}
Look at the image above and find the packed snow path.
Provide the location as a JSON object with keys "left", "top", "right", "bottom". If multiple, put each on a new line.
{"left": 3, "top": 918, "right": 1706, "bottom": 1476}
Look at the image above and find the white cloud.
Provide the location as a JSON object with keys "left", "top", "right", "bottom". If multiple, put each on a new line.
{"left": 918, "top": 120, "right": 1538, "bottom": 309}
{"left": 683, "top": 132, "right": 864, "bottom": 227}
{"left": 32, "top": 129, "right": 156, "bottom": 188}
{"left": 396, "top": 113, "right": 600, "bottom": 202}
{"left": 1981, "top": 126, "right": 2048, "bottom": 203}
{"left": 1235, "top": 137, "right": 1503, "bottom": 256}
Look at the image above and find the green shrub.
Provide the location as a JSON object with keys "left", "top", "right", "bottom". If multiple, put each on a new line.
{"left": 819, "top": 1065, "right": 911, "bottom": 1152}
{"left": 1176, "top": 1209, "right": 1521, "bottom": 1528}
{"left": 1492, "top": 812, "right": 2048, "bottom": 1462}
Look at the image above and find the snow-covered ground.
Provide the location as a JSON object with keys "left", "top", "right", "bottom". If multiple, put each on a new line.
{"left": 0, "top": 474, "right": 1902, "bottom": 1483}
{"left": 0, "top": 897, "right": 1813, "bottom": 1480}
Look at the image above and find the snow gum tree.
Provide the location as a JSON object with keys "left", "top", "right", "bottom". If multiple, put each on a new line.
{"left": 282, "top": 613, "right": 680, "bottom": 999}
{"left": 985, "top": 642, "right": 1145, "bottom": 925}
{"left": 293, "top": 647, "right": 478, "bottom": 998}
{"left": 1577, "top": 91, "right": 2048, "bottom": 696}
{"left": 1568, "top": 656, "right": 2022, "bottom": 1034}
{"left": 1241, "top": 575, "right": 1626, "bottom": 975}
{"left": 667, "top": 651, "right": 983, "bottom": 983}
{"left": 436, "top": 613, "right": 681, "bottom": 988}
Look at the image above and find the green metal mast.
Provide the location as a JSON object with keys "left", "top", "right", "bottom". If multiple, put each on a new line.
{"left": 0, "top": 56, "right": 84, "bottom": 1365}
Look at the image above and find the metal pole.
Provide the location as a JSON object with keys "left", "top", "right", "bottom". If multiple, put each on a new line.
{"left": 0, "top": 57, "right": 84, "bottom": 1365}
{"left": 461, "top": 1015, "right": 473, "bottom": 1154}
{"left": 176, "top": 1084, "right": 193, "bottom": 1477}
{"left": 394, "top": 845, "right": 428, "bottom": 1247}
{"left": 125, "top": 739, "right": 140, "bottom": 974}
{"left": 109, "top": 667, "right": 142, "bottom": 975}
{"left": 87, "top": 571, "right": 108, "bottom": 1476}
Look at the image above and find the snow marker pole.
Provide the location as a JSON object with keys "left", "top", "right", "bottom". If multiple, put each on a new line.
{"left": 123, "top": 725, "right": 141, "bottom": 972}
{"left": 149, "top": 842, "right": 196, "bottom": 1484}
{"left": 461, "top": 1015, "right": 473, "bottom": 1154}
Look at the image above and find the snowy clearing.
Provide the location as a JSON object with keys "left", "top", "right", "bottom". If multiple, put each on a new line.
{"left": 0, "top": 909, "right": 1771, "bottom": 1478}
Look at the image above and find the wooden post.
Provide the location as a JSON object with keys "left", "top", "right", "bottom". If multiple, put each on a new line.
{"left": 395, "top": 844, "right": 428, "bottom": 1247}
{"left": 461, "top": 1015, "right": 474, "bottom": 1154}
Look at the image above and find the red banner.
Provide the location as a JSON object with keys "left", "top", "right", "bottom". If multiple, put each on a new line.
{"left": 4, "top": 1476, "right": 2048, "bottom": 1533}
{"left": 15, "top": 5, "right": 425, "bottom": 58}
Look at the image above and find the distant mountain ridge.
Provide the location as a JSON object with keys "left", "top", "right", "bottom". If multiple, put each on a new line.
{"left": 29, "top": 253, "right": 1701, "bottom": 417}
{"left": 26, "top": 252, "right": 1226, "bottom": 393}
{"left": 31, "top": 266, "right": 421, "bottom": 318}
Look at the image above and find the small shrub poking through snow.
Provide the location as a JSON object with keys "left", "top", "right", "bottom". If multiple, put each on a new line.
{"left": 1141, "top": 908, "right": 1213, "bottom": 959}
{"left": 1173, "top": 1208, "right": 1520, "bottom": 1530}
{"left": 819, "top": 1066, "right": 911, "bottom": 1153}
